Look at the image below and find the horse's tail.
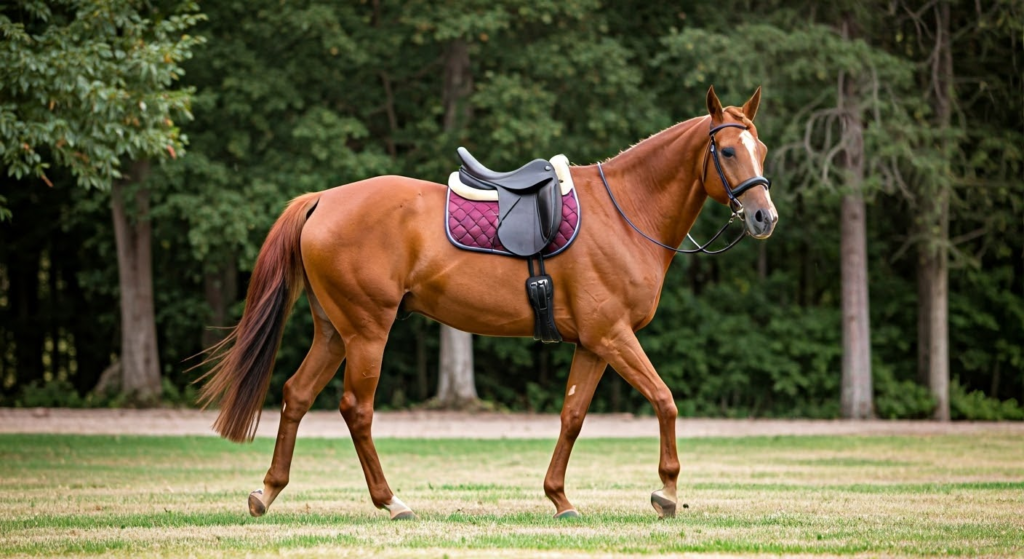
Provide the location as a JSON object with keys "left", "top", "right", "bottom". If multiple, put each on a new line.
{"left": 196, "top": 192, "right": 320, "bottom": 443}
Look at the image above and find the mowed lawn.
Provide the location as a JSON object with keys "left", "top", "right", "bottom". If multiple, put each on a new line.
{"left": 1, "top": 432, "right": 1022, "bottom": 558}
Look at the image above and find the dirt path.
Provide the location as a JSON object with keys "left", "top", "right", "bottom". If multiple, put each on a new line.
{"left": 2, "top": 408, "right": 1023, "bottom": 438}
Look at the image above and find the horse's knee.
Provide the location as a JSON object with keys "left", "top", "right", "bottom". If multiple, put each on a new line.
{"left": 653, "top": 392, "right": 677, "bottom": 420}
{"left": 560, "top": 408, "right": 586, "bottom": 441}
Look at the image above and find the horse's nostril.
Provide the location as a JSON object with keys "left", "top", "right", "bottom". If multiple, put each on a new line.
{"left": 754, "top": 209, "right": 765, "bottom": 223}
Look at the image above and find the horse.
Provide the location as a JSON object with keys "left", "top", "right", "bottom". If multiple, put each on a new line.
{"left": 198, "top": 86, "right": 778, "bottom": 521}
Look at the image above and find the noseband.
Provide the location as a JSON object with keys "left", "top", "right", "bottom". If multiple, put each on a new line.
{"left": 598, "top": 120, "right": 772, "bottom": 255}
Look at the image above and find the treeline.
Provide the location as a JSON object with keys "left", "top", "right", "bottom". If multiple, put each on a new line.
{"left": 1, "top": 0, "right": 1021, "bottom": 419}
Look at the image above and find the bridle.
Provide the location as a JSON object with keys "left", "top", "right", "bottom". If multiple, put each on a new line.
{"left": 598, "top": 119, "right": 772, "bottom": 255}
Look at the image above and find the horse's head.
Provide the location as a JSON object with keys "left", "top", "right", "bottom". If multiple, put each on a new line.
{"left": 702, "top": 86, "right": 777, "bottom": 239}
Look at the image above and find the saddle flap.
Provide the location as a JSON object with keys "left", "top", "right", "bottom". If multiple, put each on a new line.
{"left": 495, "top": 178, "right": 563, "bottom": 257}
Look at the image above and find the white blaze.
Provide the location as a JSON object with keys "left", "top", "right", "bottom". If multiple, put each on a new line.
{"left": 739, "top": 130, "right": 762, "bottom": 175}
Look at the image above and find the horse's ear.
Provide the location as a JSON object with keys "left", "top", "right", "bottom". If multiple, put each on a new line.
{"left": 706, "top": 85, "right": 724, "bottom": 123}
{"left": 742, "top": 86, "right": 762, "bottom": 122}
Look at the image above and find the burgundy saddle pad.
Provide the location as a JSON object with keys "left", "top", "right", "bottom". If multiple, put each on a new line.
{"left": 445, "top": 187, "right": 581, "bottom": 257}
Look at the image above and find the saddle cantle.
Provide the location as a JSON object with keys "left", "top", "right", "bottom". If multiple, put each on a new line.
{"left": 457, "top": 147, "right": 563, "bottom": 258}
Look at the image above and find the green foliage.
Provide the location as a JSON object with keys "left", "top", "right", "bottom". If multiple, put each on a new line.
{"left": 12, "top": 378, "right": 124, "bottom": 408}
{"left": 0, "top": 0, "right": 205, "bottom": 195}
{"left": 2, "top": 0, "right": 1021, "bottom": 419}
{"left": 950, "top": 380, "right": 1024, "bottom": 421}
{"left": 639, "top": 267, "right": 844, "bottom": 418}
{"left": 873, "top": 368, "right": 936, "bottom": 420}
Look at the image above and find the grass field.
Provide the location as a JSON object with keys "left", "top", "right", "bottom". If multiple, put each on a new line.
{"left": 1, "top": 432, "right": 1022, "bottom": 558}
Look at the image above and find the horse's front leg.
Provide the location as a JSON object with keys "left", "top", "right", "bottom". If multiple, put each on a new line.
{"left": 588, "top": 327, "right": 681, "bottom": 519}
{"left": 543, "top": 346, "right": 607, "bottom": 518}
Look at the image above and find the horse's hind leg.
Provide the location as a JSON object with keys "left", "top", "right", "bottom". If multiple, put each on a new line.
{"left": 338, "top": 332, "right": 414, "bottom": 519}
{"left": 248, "top": 294, "right": 345, "bottom": 517}
{"left": 543, "top": 346, "right": 607, "bottom": 518}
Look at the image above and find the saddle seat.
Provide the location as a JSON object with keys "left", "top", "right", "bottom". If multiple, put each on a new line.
{"left": 458, "top": 147, "right": 556, "bottom": 192}
{"left": 456, "top": 146, "right": 563, "bottom": 258}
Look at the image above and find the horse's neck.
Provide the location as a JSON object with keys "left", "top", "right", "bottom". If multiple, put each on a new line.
{"left": 601, "top": 117, "right": 709, "bottom": 257}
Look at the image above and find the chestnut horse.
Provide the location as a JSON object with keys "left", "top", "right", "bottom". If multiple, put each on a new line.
{"left": 199, "top": 86, "right": 778, "bottom": 520}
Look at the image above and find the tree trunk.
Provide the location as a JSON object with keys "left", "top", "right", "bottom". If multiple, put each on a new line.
{"left": 441, "top": 39, "right": 473, "bottom": 131}
{"left": 839, "top": 17, "right": 873, "bottom": 420}
{"left": 920, "top": 209, "right": 950, "bottom": 420}
{"left": 111, "top": 160, "right": 161, "bottom": 403}
{"left": 11, "top": 247, "right": 44, "bottom": 389}
{"left": 919, "top": 0, "right": 953, "bottom": 421}
{"left": 415, "top": 317, "right": 429, "bottom": 401}
{"left": 436, "top": 323, "right": 477, "bottom": 406}
{"left": 202, "top": 262, "right": 238, "bottom": 349}
{"left": 840, "top": 194, "right": 872, "bottom": 419}
{"left": 916, "top": 257, "right": 931, "bottom": 386}
{"left": 435, "top": 37, "right": 479, "bottom": 408}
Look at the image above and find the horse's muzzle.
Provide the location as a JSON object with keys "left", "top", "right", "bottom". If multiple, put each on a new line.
{"left": 744, "top": 205, "right": 777, "bottom": 239}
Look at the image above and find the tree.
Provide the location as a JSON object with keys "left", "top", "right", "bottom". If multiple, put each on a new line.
{"left": 0, "top": 0, "right": 204, "bottom": 400}
{"left": 3, "top": 0, "right": 1020, "bottom": 419}
{"left": 435, "top": 38, "right": 479, "bottom": 408}
{"left": 916, "top": 0, "right": 954, "bottom": 421}
{"left": 654, "top": 5, "right": 921, "bottom": 419}
{"left": 837, "top": 13, "right": 872, "bottom": 420}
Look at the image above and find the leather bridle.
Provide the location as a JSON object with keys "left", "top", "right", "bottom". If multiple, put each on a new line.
{"left": 702, "top": 122, "right": 772, "bottom": 215}
{"left": 598, "top": 119, "right": 772, "bottom": 255}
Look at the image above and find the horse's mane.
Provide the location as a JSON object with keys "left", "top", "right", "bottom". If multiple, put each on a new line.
{"left": 599, "top": 115, "right": 709, "bottom": 164}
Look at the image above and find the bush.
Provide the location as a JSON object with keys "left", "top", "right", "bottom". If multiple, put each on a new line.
{"left": 950, "top": 380, "right": 1024, "bottom": 421}
{"left": 873, "top": 367, "right": 936, "bottom": 419}
{"left": 15, "top": 380, "right": 87, "bottom": 408}
{"left": 12, "top": 379, "right": 127, "bottom": 408}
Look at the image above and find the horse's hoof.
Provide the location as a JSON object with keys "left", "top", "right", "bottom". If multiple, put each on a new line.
{"left": 390, "top": 510, "right": 417, "bottom": 521}
{"left": 554, "top": 509, "right": 581, "bottom": 519}
{"left": 248, "top": 490, "right": 267, "bottom": 518}
{"left": 651, "top": 490, "right": 676, "bottom": 519}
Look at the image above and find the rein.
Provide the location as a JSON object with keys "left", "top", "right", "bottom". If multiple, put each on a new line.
{"left": 598, "top": 121, "right": 771, "bottom": 256}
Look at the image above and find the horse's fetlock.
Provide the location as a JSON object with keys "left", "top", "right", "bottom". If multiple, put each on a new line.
{"left": 264, "top": 473, "right": 289, "bottom": 491}
{"left": 370, "top": 490, "right": 393, "bottom": 509}
{"left": 660, "top": 461, "right": 681, "bottom": 481}
{"left": 543, "top": 478, "right": 563, "bottom": 498}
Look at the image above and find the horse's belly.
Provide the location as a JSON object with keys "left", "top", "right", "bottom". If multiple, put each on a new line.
{"left": 402, "top": 253, "right": 552, "bottom": 339}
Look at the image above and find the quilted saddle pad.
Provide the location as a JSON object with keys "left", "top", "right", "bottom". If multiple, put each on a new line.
{"left": 445, "top": 187, "right": 581, "bottom": 257}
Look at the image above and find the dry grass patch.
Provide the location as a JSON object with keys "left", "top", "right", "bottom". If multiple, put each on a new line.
{"left": 0, "top": 433, "right": 1022, "bottom": 557}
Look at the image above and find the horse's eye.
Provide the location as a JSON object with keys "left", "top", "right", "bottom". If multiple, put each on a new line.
{"left": 722, "top": 147, "right": 736, "bottom": 158}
